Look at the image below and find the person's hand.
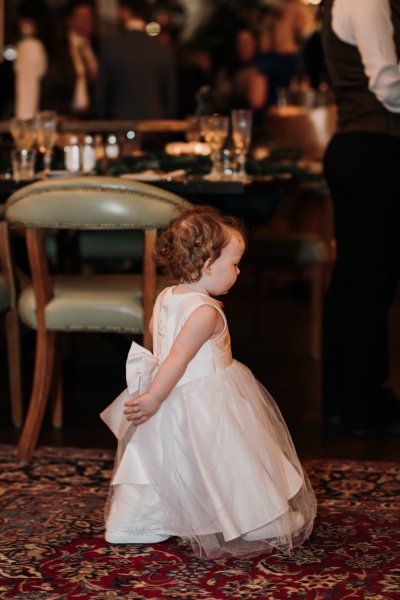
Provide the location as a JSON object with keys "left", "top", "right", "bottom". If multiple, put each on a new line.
{"left": 124, "top": 392, "right": 162, "bottom": 425}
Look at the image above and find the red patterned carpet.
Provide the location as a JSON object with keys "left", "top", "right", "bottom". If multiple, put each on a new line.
{"left": 0, "top": 445, "right": 399, "bottom": 599}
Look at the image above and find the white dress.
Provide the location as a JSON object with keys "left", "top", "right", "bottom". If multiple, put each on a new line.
{"left": 102, "top": 287, "right": 317, "bottom": 559}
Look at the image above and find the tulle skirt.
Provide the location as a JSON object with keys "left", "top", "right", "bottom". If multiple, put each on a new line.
{"left": 105, "top": 360, "right": 317, "bottom": 559}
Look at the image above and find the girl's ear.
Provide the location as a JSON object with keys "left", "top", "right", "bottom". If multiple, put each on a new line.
{"left": 203, "top": 258, "right": 213, "bottom": 273}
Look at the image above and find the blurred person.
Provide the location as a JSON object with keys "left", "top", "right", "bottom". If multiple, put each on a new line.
{"left": 13, "top": 0, "right": 54, "bottom": 119}
{"left": 66, "top": 0, "right": 98, "bottom": 114}
{"left": 42, "top": 0, "right": 98, "bottom": 117}
{"left": 214, "top": 27, "right": 268, "bottom": 127}
{"left": 321, "top": 0, "right": 400, "bottom": 435}
{"left": 95, "top": 0, "right": 177, "bottom": 120}
{"left": 258, "top": 0, "right": 315, "bottom": 104}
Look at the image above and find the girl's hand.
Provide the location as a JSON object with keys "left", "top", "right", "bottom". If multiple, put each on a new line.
{"left": 124, "top": 392, "right": 162, "bottom": 425}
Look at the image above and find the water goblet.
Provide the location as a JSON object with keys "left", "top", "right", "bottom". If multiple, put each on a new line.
{"left": 36, "top": 110, "right": 57, "bottom": 175}
{"left": 199, "top": 115, "right": 229, "bottom": 179}
{"left": 9, "top": 117, "right": 38, "bottom": 151}
{"left": 231, "top": 109, "right": 253, "bottom": 180}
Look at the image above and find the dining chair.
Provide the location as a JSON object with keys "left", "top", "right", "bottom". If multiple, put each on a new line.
{"left": 0, "top": 214, "right": 23, "bottom": 427}
{"left": 5, "top": 175, "right": 190, "bottom": 461}
{"left": 266, "top": 104, "right": 337, "bottom": 161}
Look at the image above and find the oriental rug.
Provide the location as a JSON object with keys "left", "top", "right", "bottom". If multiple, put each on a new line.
{"left": 0, "top": 445, "right": 399, "bottom": 600}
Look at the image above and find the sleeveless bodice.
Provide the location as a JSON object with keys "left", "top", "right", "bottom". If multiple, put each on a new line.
{"left": 153, "top": 287, "right": 233, "bottom": 387}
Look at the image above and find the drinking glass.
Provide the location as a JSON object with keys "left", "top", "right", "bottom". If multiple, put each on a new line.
{"left": 199, "top": 115, "right": 229, "bottom": 179}
{"left": 9, "top": 117, "right": 38, "bottom": 151}
{"left": 11, "top": 148, "right": 37, "bottom": 182}
{"left": 231, "top": 109, "right": 253, "bottom": 179}
{"left": 36, "top": 111, "right": 57, "bottom": 175}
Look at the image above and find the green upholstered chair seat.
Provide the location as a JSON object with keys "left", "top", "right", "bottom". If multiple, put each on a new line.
{"left": 0, "top": 275, "right": 10, "bottom": 312}
{"left": 248, "top": 230, "right": 329, "bottom": 265}
{"left": 18, "top": 274, "right": 168, "bottom": 332}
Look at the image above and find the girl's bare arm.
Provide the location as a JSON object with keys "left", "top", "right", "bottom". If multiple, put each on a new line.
{"left": 124, "top": 305, "right": 222, "bottom": 424}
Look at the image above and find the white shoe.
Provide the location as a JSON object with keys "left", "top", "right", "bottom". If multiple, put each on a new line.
{"left": 243, "top": 511, "right": 305, "bottom": 541}
{"left": 290, "top": 511, "right": 305, "bottom": 532}
{"left": 106, "top": 531, "right": 170, "bottom": 544}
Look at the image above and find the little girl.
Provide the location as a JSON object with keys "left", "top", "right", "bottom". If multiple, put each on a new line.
{"left": 101, "top": 206, "right": 317, "bottom": 559}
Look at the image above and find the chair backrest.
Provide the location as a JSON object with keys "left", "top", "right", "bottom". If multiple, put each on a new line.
{"left": 266, "top": 104, "right": 337, "bottom": 160}
{"left": 5, "top": 176, "right": 188, "bottom": 229}
{"left": 5, "top": 176, "right": 190, "bottom": 346}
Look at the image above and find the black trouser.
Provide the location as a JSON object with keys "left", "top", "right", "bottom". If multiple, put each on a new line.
{"left": 322, "top": 131, "right": 400, "bottom": 428}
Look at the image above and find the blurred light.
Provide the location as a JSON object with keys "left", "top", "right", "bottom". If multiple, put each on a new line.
{"left": 3, "top": 46, "right": 17, "bottom": 61}
{"left": 165, "top": 141, "right": 211, "bottom": 156}
{"left": 146, "top": 22, "right": 161, "bottom": 36}
{"left": 126, "top": 130, "right": 136, "bottom": 140}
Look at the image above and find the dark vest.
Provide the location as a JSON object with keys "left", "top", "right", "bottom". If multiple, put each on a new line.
{"left": 322, "top": 0, "right": 400, "bottom": 137}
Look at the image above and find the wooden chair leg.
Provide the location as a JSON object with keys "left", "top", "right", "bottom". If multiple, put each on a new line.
{"left": 17, "top": 331, "right": 56, "bottom": 462}
{"left": 51, "top": 351, "right": 63, "bottom": 428}
{"left": 51, "top": 333, "right": 74, "bottom": 428}
{"left": 5, "top": 309, "right": 23, "bottom": 427}
{"left": 310, "top": 264, "right": 324, "bottom": 360}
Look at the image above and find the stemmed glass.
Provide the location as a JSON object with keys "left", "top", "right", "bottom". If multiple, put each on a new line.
{"left": 231, "top": 109, "right": 253, "bottom": 180}
{"left": 9, "top": 117, "right": 38, "bottom": 151}
{"left": 36, "top": 110, "right": 57, "bottom": 175}
{"left": 200, "top": 115, "right": 229, "bottom": 179}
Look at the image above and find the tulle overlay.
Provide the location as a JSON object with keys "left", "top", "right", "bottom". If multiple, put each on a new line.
{"left": 104, "top": 288, "right": 317, "bottom": 559}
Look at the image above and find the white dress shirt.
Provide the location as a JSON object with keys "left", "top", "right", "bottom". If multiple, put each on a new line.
{"left": 332, "top": 0, "right": 400, "bottom": 112}
{"left": 14, "top": 37, "right": 47, "bottom": 119}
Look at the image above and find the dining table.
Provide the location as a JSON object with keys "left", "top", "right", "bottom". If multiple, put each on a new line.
{"left": 0, "top": 139, "right": 322, "bottom": 225}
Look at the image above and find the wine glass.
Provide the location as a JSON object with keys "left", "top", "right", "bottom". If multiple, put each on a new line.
{"left": 9, "top": 117, "right": 38, "bottom": 151}
{"left": 231, "top": 109, "right": 253, "bottom": 180}
{"left": 36, "top": 111, "right": 57, "bottom": 175}
{"left": 199, "top": 115, "right": 229, "bottom": 179}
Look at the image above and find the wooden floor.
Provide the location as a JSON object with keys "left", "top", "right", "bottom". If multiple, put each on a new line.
{"left": 1, "top": 264, "right": 400, "bottom": 462}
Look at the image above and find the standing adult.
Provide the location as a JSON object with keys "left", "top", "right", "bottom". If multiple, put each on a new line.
{"left": 214, "top": 27, "right": 267, "bottom": 128}
{"left": 94, "top": 0, "right": 176, "bottom": 120}
{"left": 42, "top": 0, "right": 98, "bottom": 117}
{"left": 321, "top": 0, "right": 400, "bottom": 435}
{"left": 258, "top": 0, "right": 313, "bottom": 105}
{"left": 13, "top": 0, "right": 54, "bottom": 119}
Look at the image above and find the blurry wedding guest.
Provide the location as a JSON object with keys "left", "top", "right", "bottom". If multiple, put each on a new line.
{"left": 321, "top": 0, "right": 400, "bottom": 435}
{"left": 13, "top": 0, "right": 54, "bottom": 119}
{"left": 42, "top": 0, "right": 98, "bottom": 117}
{"left": 95, "top": 0, "right": 177, "bottom": 120}
{"left": 214, "top": 27, "right": 267, "bottom": 127}
{"left": 258, "top": 0, "right": 315, "bottom": 104}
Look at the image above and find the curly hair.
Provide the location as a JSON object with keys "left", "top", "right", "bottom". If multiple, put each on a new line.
{"left": 154, "top": 206, "right": 247, "bottom": 283}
